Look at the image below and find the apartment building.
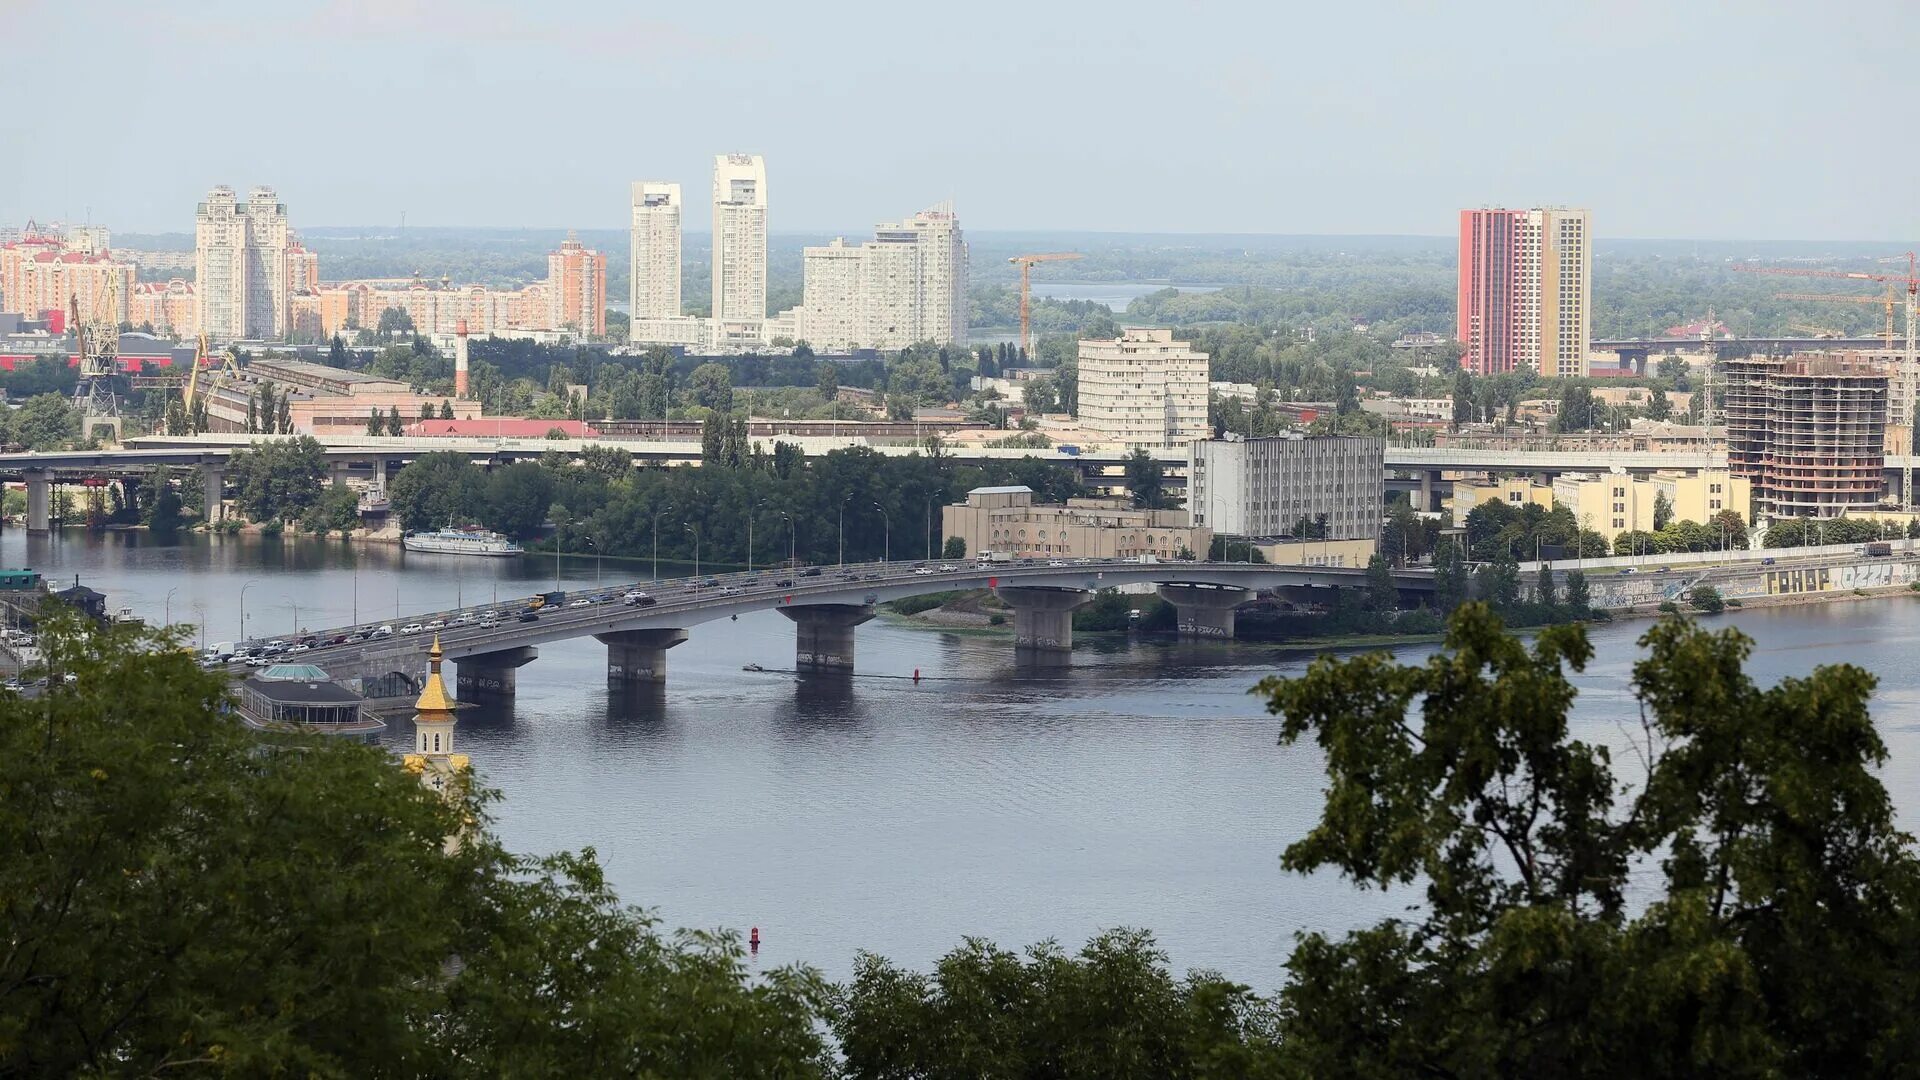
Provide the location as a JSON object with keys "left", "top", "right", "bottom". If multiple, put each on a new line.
{"left": 128, "top": 279, "right": 196, "bottom": 337}
{"left": 796, "top": 203, "right": 968, "bottom": 351}
{"left": 629, "top": 182, "right": 682, "bottom": 321}
{"left": 1076, "top": 328, "right": 1210, "bottom": 449}
{"left": 546, "top": 232, "right": 607, "bottom": 337}
{"left": 1187, "top": 434, "right": 1385, "bottom": 540}
{"left": 195, "top": 186, "right": 291, "bottom": 341}
{"left": 1724, "top": 352, "right": 1888, "bottom": 518}
{"left": 941, "top": 485, "right": 1210, "bottom": 561}
{"left": 712, "top": 154, "right": 767, "bottom": 339}
{"left": 0, "top": 238, "right": 133, "bottom": 326}
{"left": 1457, "top": 206, "right": 1591, "bottom": 377}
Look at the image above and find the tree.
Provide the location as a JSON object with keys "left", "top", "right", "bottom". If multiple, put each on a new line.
{"left": 388, "top": 452, "right": 486, "bottom": 532}
{"left": 1475, "top": 554, "right": 1521, "bottom": 610}
{"left": 299, "top": 483, "right": 362, "bottom": 536}
{"left": 0, "top": 612, "right": 830, "bottom": 1076}
{"left": 481, "top": 462, "right": 554, "bottom": 539}
{"left": 1536, "top": 560, "right": 1556, "bottom": 607}
{"left": 367, "top": 409, "right": 384, "bottom": 436}
{"left": 387, "top": 405, "right": 404, "bottom": 436}
{"left": 1645, "top": 385, "right": 1673, "bottom": 421}
{"left": 225, "top": 437, "right": 328, "bottom": 524}
{"left": 942, "top": 535, "right": 966, "bottom": 559}
{"left": 1123, "top": 449, "right": 1170, "bottom": 510}
{"left": 1364, "top": 554, "right": 1398, "bottom": 612}
{"left": 1563, "top": 569, "right": 1591, "bottom": 614}
{"left": 420, "top": 401, "right": 435, "bottom": 421}
{"left": 700, "top": 412, "right": 724, "bottom": 463}
{"left": 376, "top": 305, "right": 414, "bottom": 341}
{"left": 147, "top": 472, "right": 183, "bottom": 537}
{"left": 1653, "top": 490, "right": 1674, "bottom": 531}
{"left": 1432, "top": 539, "right": 1468, "bottom": 611}
{"left": 1657, "top": 354, "right": 1687, "bottom": 381}
{"left": 1258, "top": 606, "right": 1920, "bottom": 1077}
{"left": 8, "top": 394, "right": 80, "bottom": 450}
{"left": 328, "top": 334, "right": 347, "bottom": 367}
{"left": 688, "top": 362, "right": 733, "bottom": 411}
{"left": 1687, "top": 583, "right": 1726, "bottom": 613}
{"left": 816, "top": 362, "right": 840, "bottom": 402}
{"left": 440, "top": 400, "right": 455, "bottom": 420}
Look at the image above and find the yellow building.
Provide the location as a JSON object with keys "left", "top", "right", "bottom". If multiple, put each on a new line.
{"left": 1553, "top": 468, "right": 1752, "bottom": 544}
{"left": 1253, "top": 537, "right": 1377, "bottom": 568}
{"left": 1655, "top": 469, "right": 1751, "bottom": 527}
{"left": 941, "top": 485, "right": 1210, "bottom": 560}
{"left": 1450, "top": 477, "right": 1552, "bottom": 528}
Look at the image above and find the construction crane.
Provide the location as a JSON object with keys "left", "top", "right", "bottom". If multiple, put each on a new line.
{"left": 1785, "top": 320, "right": 1846, "bottom": 339}
{"left": 1733, "top": 253, "right": 1918, "bottom": 370}
{"left": 178, "top": 334, "right": 240, "bottom": 433}
{"left": 1772, "top": 288, "right": 1899, "bottom": 349}
{"left": 69, "top": 289, "right": 121, "bottom": 442}
{"left": 1007, "top": 252, "right": 1083, "bottom": 357}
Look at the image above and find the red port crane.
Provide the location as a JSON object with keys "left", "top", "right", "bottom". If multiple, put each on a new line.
{"left": 1007, "top": 252, "right": 1083, "bottom": 357}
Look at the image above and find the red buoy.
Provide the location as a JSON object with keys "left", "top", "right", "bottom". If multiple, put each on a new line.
{"left": 913, "top": 668, "right": 921, "bottom": 683}
{"left": 750, "top": 926, "right": 761, "bottom": 950}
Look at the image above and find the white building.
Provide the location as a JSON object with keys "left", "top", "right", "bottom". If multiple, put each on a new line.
{"left": 629, "top": 181, "right": 682, "bottom": 322}
{"left": 711, "top": 154, "right": 767, "bottom": 339}
{"left": 195, "top": 185, "right": 290, "bottom": 341}
{"left": 1075, "top": 328, "right": 1211, "bottom": 450}
{"left": 1187, "top": 434, "right": 1385, "bottom": 540}
{"left": 796, "top": 203, "right": 968, "bottom": 352}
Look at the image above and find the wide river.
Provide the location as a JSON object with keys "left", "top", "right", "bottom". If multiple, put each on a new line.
{"left": 14, "top": 530, "right": 1920, "bottom": 990}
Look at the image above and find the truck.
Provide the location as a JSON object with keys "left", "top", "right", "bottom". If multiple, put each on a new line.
{"left": 976, "top": 550, "right": 1013, "bottom": 564}
{"left": 1867, "top": 542, "right": 1893, "bottom": 557}
{"left": 529, "top": 590, "right": 567, "bottom": 610}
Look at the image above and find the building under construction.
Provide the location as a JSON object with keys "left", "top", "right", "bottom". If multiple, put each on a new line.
{"left": 1724, "top": 352, "right": 1888, "bottom": 519}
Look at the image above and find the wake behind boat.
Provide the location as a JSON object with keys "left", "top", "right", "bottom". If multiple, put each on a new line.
{"left": 402, "top": 528, "right": 524, "bottom": 557}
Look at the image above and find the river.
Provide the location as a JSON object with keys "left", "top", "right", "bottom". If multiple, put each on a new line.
{"left": 13, "top": 529, "right": 1920, "bottom": 991}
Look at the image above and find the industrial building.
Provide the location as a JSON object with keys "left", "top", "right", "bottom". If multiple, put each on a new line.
{"left": 1723, "top": 352, "right": 1888, "bottom": 518}
{"left": 199, "top": 357, "right": 481, "bottom": 437}
{"left": 1187, "top": 434, "right": 1384, "bottom": 541}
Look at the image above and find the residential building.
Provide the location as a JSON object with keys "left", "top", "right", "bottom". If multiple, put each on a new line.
{"left": 1450, "top": 477, "right": 1554, "bottom": 528}
{"left": 0, "top": 238, "right": 133, "bottom": 326}
{"left": 1187, "top": 434, "right": 1385, "bottom": 540}
{"left": 195, "top": 186, "right": 291, "bottom": 341}
{"left": 941, "top": 485, "right": 1209, "bottom": 561}
{"left": 629, "top": 182, "right": 682, "bottom": 323}
{"left": 128, "top": 279, "right": 196, "bottom": 337}
{"left": 546, "top": 232, "right": 607, "bottom": 337}
{"left": 1457, "top": 206, "right": 1590, "bottom": 377}
{"left": 797, "top": 203, "right": 969, "bottom": 351}
{"left": 1724, "top": 352, "right": 1888, "bottom": 518}
{"left": 711, "top": 154, "right": 767, "bottom": 338}
{"left": 1076, "top": 328, "right": 1210, "bottom": 449}
{"left": 1548, "top": 469, "right": 1752, "bottom": 545}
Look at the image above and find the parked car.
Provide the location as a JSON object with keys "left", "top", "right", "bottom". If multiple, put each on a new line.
{"left": 399, "top": 623, "right": 425, "bottom": 635}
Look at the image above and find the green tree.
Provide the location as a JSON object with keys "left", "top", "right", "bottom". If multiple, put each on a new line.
{"left": 1364, "top": 554, "right": 1398, "bottom": 612}
{"left": 440, "top": 399, "right": 455, "bottom": 420}
{"left": 420, "top": 401, "right": 435, "bottom": 421}
{"left": 1564, "top": 569, "right": 1591, "bottom": 614}
{"left": 1653, "top": 490, "right": 1674, "bottom": 531}
{"left": 387, "top": 405, "right": 404, "bottom": 436}
{"left": 1688, "top": 583, "right": 1725, "bottom": 613}
{"left": 688, "top": 362, "right": 733, "bottom": 411}
{"left": 388, "top": 451, "right": 486, "bottom": 532}
{"left": 226, "top": 436, "right": 328, "bottom": 524}
{"left": 299, "top": 483, "right": 362, "bottom": 536}
{"left": 328, "top": 334, "right": 347, "bottom": 367}
{"left": 1432, "top": 539, "right": 1468, "bottom": 611}
{"left": 367, "top": 408, "right": 384, "bottom": 436}
{"left": 7, "top": 394, "right": 80, "bottom": 450}
{"left": 1258, "top": 607, "right": 1920, "bottom": 1078}
{"left": 1452, "top": 368, "right": 1475, "bottom": 426}
{"left": 1124, "top": 449, "right": 1170, "bottom": 510}
{"left": 1475, "top": 554, "right": 1520, "bottom": 610}
{"left": 1536, "top": 560, "right": 1556, "bottom": 607}
{"left": 376, "top": 305, "right": 414, "bottom": 341}
{"left": 481, "top": 462, "right": 553, "bottom": 539}
{"left": 816, "top": 361, "right": 840, "bottom": 402}
{"left": 941, "top": 535, "right": 966, "bottom": 559}
{"left": 1644, "top": 385, "right": 1673, "bottom": 420}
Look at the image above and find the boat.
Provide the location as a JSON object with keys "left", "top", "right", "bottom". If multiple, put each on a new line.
{"left": 402, "top": 528, "right": 523, "bottom": 558}
{"left": 742, "top": 662, "right": 764, "bottom": 672}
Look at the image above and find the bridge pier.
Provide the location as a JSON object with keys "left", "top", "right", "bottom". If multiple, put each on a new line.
{"left": 780, "top": 603, "right": 874, "bottom": 672}
{"left": 595, "top": 628, "right": 688, "bottom": 685}
{"left": 455, "top": 645, "right": 537, "bottom": 698}
{"left": 201, "top": 465, "right": 225, "bottom": 524}
{"left": 1158, "top": 583, "right": 1254, "bottom": 639}
{"left": 1418, "top": 469, "right": 1437, "bottom": 513}
{"left": 994, "top": 586, "right": 1093, "bottom": 660}
{"left": 25, "top": 470, "right": 50, "bottom": 532}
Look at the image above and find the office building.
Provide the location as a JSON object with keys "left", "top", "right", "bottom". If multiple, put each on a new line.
{"left": 1724, "top": 352, "right": 1888, "bottom": 518}
{"left": 629, "top": 182, "right": 682, "bottom": 322}
{"left": 941, "top": 485, "right": 1210, "bottom": 561}
{"left": 546, "top": 232, "right": 607, "bottom": 337}
{"left": 711, "top": 154, "right": 767, "bottom": 337}
{"left": 1188, "top": 434, "right": 1385, "bottom": 540}
{"left": 797, "top": 203, "right": 969, "bottom": 351}
{"left": 1075, "top": 328, "right": 1210, "bottom": 449}
{"left": 195, "top": 186, "right": 291, "bottom": 341}
{"left": 1457, "top": 206, "right": 1590, "bottom": 377}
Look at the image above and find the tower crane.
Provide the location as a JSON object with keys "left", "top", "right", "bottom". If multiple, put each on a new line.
{"left": 1006, "top": 252, "right": 1083, "bottom": 357}
{"left": 1733, "top": 252, "right": 1918, "bottom": 370}
{"left": 1785, "top": 321, "right": 1846, "bottom": 339}
{"left": 1772, "top": 288, "right": 1898, "bottom": 349}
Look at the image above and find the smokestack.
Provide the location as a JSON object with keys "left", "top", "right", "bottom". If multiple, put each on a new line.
{"left": 454, "top": 319, "right": 470, "bottom": 399}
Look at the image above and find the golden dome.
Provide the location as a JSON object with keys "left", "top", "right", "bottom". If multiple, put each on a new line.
{"left": 413, "top": 635, "right": 457, "bottom": 717}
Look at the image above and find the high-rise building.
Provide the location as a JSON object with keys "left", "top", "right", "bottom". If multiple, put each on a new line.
{"left": 1188, "top": 434, "right": 1385, "bottom": 541}
{"left": 0, "top": 237, "right": 133, "bottom": 326}
{"left": 629, "top": 182, "right": 682, "bottom": 321}
{"left": 1723, "top": 352, "right": 1888, "bottom": 518}
{"left": 195, "top": 186, "right": 291, "bottom": 341}
{"left": 711, "top": 154, "right": 767, "bottom": 334}
{"left": 1457, "top": 206, "right": 1590, "bottom": 377}
{"left": 546, "top": 232, "right": 607, "bottom": 337}
{"left": 798, "top": 203, "right": 969, "bottom": 351}
{"left": 1075, "top": 328, "right": 1211, "bottom": 449}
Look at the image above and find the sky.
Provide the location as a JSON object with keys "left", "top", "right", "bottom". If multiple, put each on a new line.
{"left": 3, "top": 0, "right": 1917, "bottom": 240}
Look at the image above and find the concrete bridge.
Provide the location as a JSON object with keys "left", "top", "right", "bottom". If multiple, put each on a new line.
{"left": 244, "top": 558, "right": 1434, "bottom": 699}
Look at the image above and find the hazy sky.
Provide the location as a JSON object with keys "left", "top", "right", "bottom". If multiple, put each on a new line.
{"left": 4, "top": 0, "right": 1915, "bottom": 240}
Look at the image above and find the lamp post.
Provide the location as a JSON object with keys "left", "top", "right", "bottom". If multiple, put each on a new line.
{"left": 651, "top": 503, "right": 673, "bottom": 581}
{"left": 193, "top": 602, "right": 206, "bottom": 652}
{"left": 164, "top": 587, "right": 177, "bottom": 628}
{"left": 924, "top": 495, "right": 936, "bottom": 560}
{"left": 685, "top": 523, "right": 701, "bottom": 580}
{"left": 746, "top": 500, "right": 767, "bottom": 574}
{"left": 582, "top": 535, "right": 600, "bottom": 582}
{"left": 873, "top": 502, "right": 890, "bottom": 565}
{"left": 282, "top": 595, "right": 299, "bottom": 636}
{"left": 780, "top": 511, "right": 796, "bottom": 569}
{"left": 838, "top": 492, "right": 852, "bottom": 569}
{"left": 238, "top": 579, "right": 257, "bottom": 642}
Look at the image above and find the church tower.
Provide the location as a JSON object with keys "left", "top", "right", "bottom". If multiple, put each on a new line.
{"left": 402, "top": 637, "right": 469, "bottom": 806}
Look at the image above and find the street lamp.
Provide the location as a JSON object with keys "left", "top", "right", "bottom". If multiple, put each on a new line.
{"left": 582, "top": 535, "right": 600, "bottom": 582}
{"left": 837, "top": 492, "right": 853, "bottom": 569}
{"left": 238, "top": 578, "right": 257, "bottom": 642}
{"left": 873, "top": 502, "right": 890, "bottom": 565}
{"left": 684, "top": 522, "right": 701, "bottom": 580}
{"left": 925, "top": 494, "right": 936, "bottom": 560}
{"left": 192, "top": 602, "right": 206, "bottom": 652}
{"left": 651, "top": 503, "right": 674, "bottom": 581}
{"left": 746, "top": 499, "right": 767, "bottom": 574}
{"left": 779, "top": 511, "right": 796, "bottom": 569}
{"left": 282, "top": 595, "right": 299, "bottom": 636}
{"left": 164, "top": 587, "right": 177, "bottom": 629}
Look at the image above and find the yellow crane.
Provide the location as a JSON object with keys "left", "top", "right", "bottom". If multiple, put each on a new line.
{"left": 178, "top": 334, "right": 239, "bottom": 433}
{"left": 1007, "top": 252, "right": 1083, "bottom": 356}
{"left": 1773, "top": 288, "right": 1898, "bottom": 349}
{"left": 1786, "top": 320, "right": 1845, "bottom": 339}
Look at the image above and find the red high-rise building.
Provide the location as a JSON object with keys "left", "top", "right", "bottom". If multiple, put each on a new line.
{"left": 1457, "top": 209, "right": 1518, "bottom": 376}
{"left": 1456, "top": 207, "right": 1592, "bottom": 378}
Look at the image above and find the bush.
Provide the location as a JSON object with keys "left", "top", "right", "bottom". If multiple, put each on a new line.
{"left": 987, "top": 613, "right": 1006, "bottom": 626}
{"left": 1658, "top": 600, "right": 1680, "bottom": 614}
{"left": 887, "top": 590, "right": 965, "bottom": 616}
{"left": 1687, "top": 584, "right": 1725, "bottom": 614}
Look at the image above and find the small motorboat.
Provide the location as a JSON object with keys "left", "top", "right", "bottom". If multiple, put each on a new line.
{"left": 742, "top": 662, "right": 764, "bottom": 672}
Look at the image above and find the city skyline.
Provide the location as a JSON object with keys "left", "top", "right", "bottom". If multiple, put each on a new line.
{"left": 4, "top": 1, "right": 1916, "bottom": 241}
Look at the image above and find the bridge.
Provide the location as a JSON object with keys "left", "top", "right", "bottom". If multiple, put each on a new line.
{"left": 230, "top": 558, "right": 1436, "bottom": 700}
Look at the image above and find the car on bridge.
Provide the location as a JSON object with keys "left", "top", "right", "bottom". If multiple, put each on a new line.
{"left": 517, "top": 611, "right": 539, "bottom": 623}
{"left": 400, "top": 623, "right": 425, "bottom": 635}
{"left": 623, "top": 591, "right": 656, "bottom": 607}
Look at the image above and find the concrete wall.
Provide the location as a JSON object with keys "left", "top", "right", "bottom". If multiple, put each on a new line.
{"left": 1584, "top": 558, "right": 1920, "bottom": 609}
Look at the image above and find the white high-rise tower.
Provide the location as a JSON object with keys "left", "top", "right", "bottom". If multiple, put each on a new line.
{"left": 711, "top": 154, "right": 767, "bottom": 336}
{"left": 629, "top": 181, "right": 682, "bottom": 321}
{"left": 194, "top": 185, "right": 290, "bottom": 341}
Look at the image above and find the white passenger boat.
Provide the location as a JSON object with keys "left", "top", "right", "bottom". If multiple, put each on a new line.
{"left": 402, "top": 528, "right": 524, "bottom": 557}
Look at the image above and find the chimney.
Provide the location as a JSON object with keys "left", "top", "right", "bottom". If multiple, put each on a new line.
{"left": 454, "top": 319, "right": 470, "bottom": 399}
